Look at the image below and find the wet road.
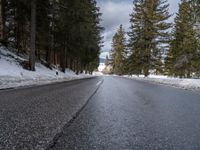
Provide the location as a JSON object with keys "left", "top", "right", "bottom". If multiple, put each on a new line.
{"left": 0, "top": 77, "right": 101, "bottom": 150}
{"left": 51, "top": 76, "right": 200, "bottom": 150}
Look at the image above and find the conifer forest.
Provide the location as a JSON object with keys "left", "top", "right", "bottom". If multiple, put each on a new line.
{"left": 0, "top": 0, "right": 200, "bottom": 78}
{"left": 111, "top": 0, "right": 200, "bottom": 78}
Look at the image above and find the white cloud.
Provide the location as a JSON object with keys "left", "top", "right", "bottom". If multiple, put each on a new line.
{"left": 100, "top": 51, "right": 110, "bottom": 59}
{"left": 98, "top": 0, "right": 181, "bottom": 52}
{"left": 168, "top": 0, "right": 181, "bottom": 22}
{"left": 169, "top": 0, "right": 180, "bottom": 14}
{"left": 98, "top": 1, "right": 132, "bottom": 51}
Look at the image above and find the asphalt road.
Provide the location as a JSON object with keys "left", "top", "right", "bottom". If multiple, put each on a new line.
{"left": 50, "top": 76, "right": 200, "bottom": 150}
{"left": 1, "top": 76, "right": 200, "bottom": 150}
{"left": 0, "top": 77, "right": 101, "bottom": 150}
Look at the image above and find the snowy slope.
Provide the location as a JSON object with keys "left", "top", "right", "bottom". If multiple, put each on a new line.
{"left": 124, "top": 75, "right": 200, "bottom": 92}
{"left": 0, "top": 45, "right": 92, "bottom": 89}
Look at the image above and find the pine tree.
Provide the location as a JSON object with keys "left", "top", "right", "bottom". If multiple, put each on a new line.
{"left": 3, "top": 0, "right": 102, "bottom": 73}
{"left": 105, "top": 55, "right": 109, "bottom": 67}
{"left": 128, "top": 0, "right": 144, "bottom": 75}
{"left": 193, "top": 0, "right": 200, "bottom": 76}
{"left": 111, "top": 25, "right": 127, "bottom": 75}
{"left": 55, "top": 0, "right": 102, "bottom": 73}
{"left": 129, "top": 0, "right": 171, "bottom": 77}
{"left": 5, "top": 0, "right": 29, "bottom": 51}
{"left": 36, "top": 0, "right": 50, "bottom": 62}
{"left": 166, "top": 0, "right": 198, "bottom": 78}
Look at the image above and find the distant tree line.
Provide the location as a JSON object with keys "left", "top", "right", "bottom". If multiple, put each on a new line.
{"left": 111, "top": 0, "right": 200, "bottom": 78}
{"left": 0, "top": 0, "right": 103, "bottom": 74}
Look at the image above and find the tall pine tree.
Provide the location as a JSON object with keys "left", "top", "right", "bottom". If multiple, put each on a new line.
{"left": 166, "top": 0, "right": 198, "bottom": 78}
{"left": 129, "top": 0, "right": 171, "bottom": 76}
{"left": 111, "top": 25, "right": 127, "bottom": 75}
{"left": 2, "top": 0, "right": 102, "bottom": 73}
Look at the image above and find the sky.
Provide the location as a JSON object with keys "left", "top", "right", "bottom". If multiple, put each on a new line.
{"left": 98, "top": 0, "right": 181, "bottom": 59}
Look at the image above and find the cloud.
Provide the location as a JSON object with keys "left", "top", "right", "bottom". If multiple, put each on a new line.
{"left": 97, "top": 0, "right": 181, "bottom": 52}
{"left": 99, "top": 51, "right": 110, "bottom": 59}
{"left": 169, "top": 0, "right": 180, "bottom": 13}
{"left": 98, "top": 0, "right": 132, "bottom": 51}
{"left": 168, "top": 0, "right": 181, "bottom": 22}
{"left": 99, "top": 1, "right": 132, "bottom": 31}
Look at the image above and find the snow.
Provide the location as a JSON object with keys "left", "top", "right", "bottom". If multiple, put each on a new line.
{"left": 98, "top": 63, "right": 106, "bottom": 72}
{"left": 0, "top": 45, "right": 93, "bottom": 90}
{"left": 124, "top": 74, "right": 200, "bottom": 92}
{"left": 93, "top": 71, "right": 104, "bottom": 76}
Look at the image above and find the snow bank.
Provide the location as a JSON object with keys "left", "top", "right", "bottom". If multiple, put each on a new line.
{"left": 124, "top": 75, "right": 200, "bottom": 92}
{"left": 0, "top": 45, "right": 93, "bottom": 90}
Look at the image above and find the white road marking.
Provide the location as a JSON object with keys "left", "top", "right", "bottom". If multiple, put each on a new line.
{"left": 96, "top": 81, "right": 102, "bottom": 86}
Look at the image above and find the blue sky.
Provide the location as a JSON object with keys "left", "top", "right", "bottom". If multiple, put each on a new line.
{"left": 97, "top": 0, "right": 181, "bottom": 59}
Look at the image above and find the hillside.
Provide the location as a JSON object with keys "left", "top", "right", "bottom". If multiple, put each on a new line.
{"left": 0, "top": 45, "right": 91, "bottom": 89}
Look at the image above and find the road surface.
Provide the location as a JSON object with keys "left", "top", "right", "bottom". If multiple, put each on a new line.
{"left": 1, "top": 76, "right": 200, "bottom": 149}
{"left": 0, "top": 77, "right": 101, "bottom": 150}
{"left": 50, "top": 76, "right": 200, "bottom": 150}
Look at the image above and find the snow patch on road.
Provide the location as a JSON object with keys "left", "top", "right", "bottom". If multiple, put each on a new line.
{"left": 124, "top": 75, "right": 200, "bottom": 92}
{"left": 0, "top": 45, "right": 93, "bottom": 89}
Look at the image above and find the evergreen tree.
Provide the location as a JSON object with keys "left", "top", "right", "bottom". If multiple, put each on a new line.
{"left": 2, "top": 0, "right": 102, "bottom": 73}
{"left": 111, "top": 25, "right": 127, "bottom": 75}
{"left": 55, "top": 0, "right": 102, "bottom": 73}
{"left": 128, "top": 0, "right": 144, "bottom": 75}
{"left": 36, "top": 0, "right": 50, "bottom": 62}
{"left": 105, "top": 55, "right": 109, "bottom": 67}
{"left": 166, "top": 0, "right": 198, "bottom": 78}
{"left": 193, "top": 0, "right": 200, "bottom": 76}
{"left": 5, "top": 0, "right": 29, "bottom": 51}
{"left": 129, "top": 0, "right": 171, "bottom": 76}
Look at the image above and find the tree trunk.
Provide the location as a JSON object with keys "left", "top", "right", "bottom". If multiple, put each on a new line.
{"left": 76, "top": 59, "right": 79, "bottom": 74}
{"left": 46, "top": 44, "right": 52, "bottom": 67}
{"left": 0, "top": 0, "right": 5, "bottom": 42}
{"left": 144, "top": 67, "right": 149, "bottom": 77}
{"left": 29, "top": 0, "right": 36, "bottom": 71}
{"left": 53, "top": 48, "right": 56, "bottom": 65}
{"left": 72, "top": 60, "right": 76, "bottom": 71}
{"left": 47, "top": 1, "right": 55, "bottom": 67}
{"left": 68, "top": 57, "right": 72, "bottom": 70}
{"left": 61, "top": 45, "right": 67, "bottom": 73}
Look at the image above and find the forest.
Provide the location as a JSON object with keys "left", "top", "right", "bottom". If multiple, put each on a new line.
{"left": 1, "top": 0, "right": 200, "bottom": 78}
{"left": 111, "top": 0, "right": 200, "bottom": 78}
{"left": 0, "top": 0, "right": 103, "bottom": 74}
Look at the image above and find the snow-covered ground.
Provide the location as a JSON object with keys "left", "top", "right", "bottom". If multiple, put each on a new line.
{"left": 124, "top": 75, "right": 200, "bottom": 92}
{"left": 0, "top": 45, "right": 93, "bottom": 90}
